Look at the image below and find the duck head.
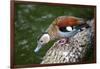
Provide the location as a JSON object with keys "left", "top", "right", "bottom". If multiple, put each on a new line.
{"left": 34, "top": 33, "right": 50, "bottom": 53}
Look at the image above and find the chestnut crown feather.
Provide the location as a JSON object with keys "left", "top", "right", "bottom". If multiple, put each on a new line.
{"left": 53, "top": 16, "right": 84, "bottom": 27}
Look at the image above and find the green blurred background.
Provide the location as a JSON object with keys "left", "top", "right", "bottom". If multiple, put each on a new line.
{"left": 14, "top": 3, "right": 95, "bottom": 65}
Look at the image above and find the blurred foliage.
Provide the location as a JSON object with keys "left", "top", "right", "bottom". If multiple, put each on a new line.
{"left": 14, "top": 3, "right": 95, "bottom": 65}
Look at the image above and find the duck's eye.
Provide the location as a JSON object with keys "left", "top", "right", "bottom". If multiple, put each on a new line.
{"left": 66, "top": 26, "right": 73, "bottom": 31}
{"left": 40, "top": 40, "right": 43, "bottom": 42}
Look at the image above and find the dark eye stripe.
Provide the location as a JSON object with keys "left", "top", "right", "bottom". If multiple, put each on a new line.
{"left": 59, "top": 26, "right": 73, "bottom": 32}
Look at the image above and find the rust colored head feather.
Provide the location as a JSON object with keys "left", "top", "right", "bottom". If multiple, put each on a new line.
{"left": 54, "top": 16, "right": 84, "bottom": 27}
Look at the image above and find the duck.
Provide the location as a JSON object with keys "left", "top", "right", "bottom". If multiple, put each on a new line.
{"left": 34, "top": 16, "right": 89, "bottom": 53}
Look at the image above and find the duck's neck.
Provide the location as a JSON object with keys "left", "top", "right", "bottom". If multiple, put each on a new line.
{"left": 46, "top": 24, "right": 59, "bottom": 40}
